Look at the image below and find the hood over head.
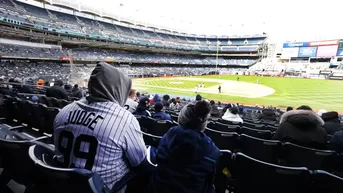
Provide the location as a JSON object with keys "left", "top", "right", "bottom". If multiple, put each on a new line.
{"left": 55, "top": 80, "right": 64, "bottom": 87}
{"left": 88, "top": 62, "right": 131, "bottom": 106}
{"left": 280, "top": 110, "right": 324, "bottom": 130}
{"left": 262, "top": 109, "right": 275, "bottom": 116}
{"left": 153, "top": 94, "right": 161, "bottom": 102}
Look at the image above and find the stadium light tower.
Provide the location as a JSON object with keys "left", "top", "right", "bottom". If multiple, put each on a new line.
{"left": 216, "top": 40, "right": 221, "bottom": 74}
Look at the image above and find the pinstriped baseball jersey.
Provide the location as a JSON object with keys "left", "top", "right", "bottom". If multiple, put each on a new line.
{"left": 53, "top": 98, "right": 146, "bottom": 189}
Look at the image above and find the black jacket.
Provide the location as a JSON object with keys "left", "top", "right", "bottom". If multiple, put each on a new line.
{"left": 46, "top": 85, "right": 68, "bottom": 100}
{"left": 258, "top": 109, "right": 277, "bottom": 121}
{"left": 72, "top": 87, "right": 83, "bottom": 99}
{"left": 210, "top": 104, "right": 221, "bottom": 117}
{"left": 273, "top": 110, "right": 327, "bottom": 148}
{"left": 323, "top": 120, "right": 343, "bottom": 135}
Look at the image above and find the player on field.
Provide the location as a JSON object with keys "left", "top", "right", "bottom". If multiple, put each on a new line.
{"left": 53, "top": 62, "right": 147, "bottom": 192}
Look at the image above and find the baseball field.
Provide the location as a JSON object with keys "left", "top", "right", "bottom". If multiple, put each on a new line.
{"left": 132, "top": 75, "right": 343, "bottom": 111}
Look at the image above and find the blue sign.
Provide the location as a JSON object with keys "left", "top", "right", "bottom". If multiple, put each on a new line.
{"left": 337, "top": 49, "right": 343, "bottom": 56}
{"left": 298, "top": 47, "right": 317, "bottom": 57}
{"left": 283, "top": 42, "right": 309, "bottom": 48}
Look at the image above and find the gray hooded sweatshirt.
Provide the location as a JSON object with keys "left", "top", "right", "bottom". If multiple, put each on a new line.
{"left": 53, "top": 62, "right": 146, "bottom": 191}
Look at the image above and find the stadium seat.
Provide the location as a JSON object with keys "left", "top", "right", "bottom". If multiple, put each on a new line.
{"left": 0, "top": 129, "right": 48, "bottom": 191}
{"left": 39, "top": 96, "right": 49, "bottom": 106}
{"left": 213, "top": 150, "right": 233, "bottom": 193}
{"left": 59, "top": 99, "right": 70, "bottom": 108}
{"left": 49, "top": 97, "right": 60, "bottom": 108}
{"left": 204, "top": 128, "right": 238, "bottom": 151}
{"left": 218, "top": 119, "right": 242, "bottom": 126}
{"left": 208, "top": 122, "right": 241, "bottom": 133}
{"left": 146, "top": 118, "right": 174, "bottom": 136}
{"left": 311, "top": 170, "right": 343, "bottom": 193}
{"left": 41, "top": 106, "right": 60, "bottom": 135}
{"left": 142, "top": 131, "right": 162, "bottom": 148}
{"left": 282, "top": 142, "right": 336, "bottom": 170}
{"left": 28, "top": 144, "right": 110, "bottom": 193}
{"left": 238, "top": 134, "right": 281, "bottom": 163}
{"left": 241, "top": 126, "right": 271, "bottom": 139}
{"left": 231, "top": 152, "right": 311, "bottom": 193}
{"left": 28, "top": 102, "right": 46, "bottom": 131}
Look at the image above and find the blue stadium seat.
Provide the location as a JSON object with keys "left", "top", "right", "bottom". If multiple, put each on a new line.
{"left": 238, "top": 134, "right": 281, "bottom": 163}
{"left": 231, "top": 152, "right": 311, "bottom": 193}
{"left": 282, "top": 142, "right": 336, "bottom": 170}
{"left": 28, "top": 144, "right": 110, "bottom": 193}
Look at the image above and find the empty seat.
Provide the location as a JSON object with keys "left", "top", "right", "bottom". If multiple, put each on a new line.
{"left": 238, "top": 134, "right": 281, "bottom": 164}
{"left": 214, "top": 150, "right": 233, "bottom": 193}
{"left": 41, "top": 106, "right": 60, "bottom": 135}
{"left": 142, "top": 131, "right": 162, "bottom": 148}
{"left": 146, "top": 118, "right": 174, "bottom": 136}
{"left": 208, "top": 122, "right": 240, "bottom": 133}
{"left": 311, "top": 170, "right": 343, "bottom": 193}
{"left": 241, "top": 126, "right": 271, "bottom": 140}
{"left": 231, "top": 152, "right": 311, "bottom": 193}
{"left": 28, "top": 144, "right": 109, "bottom": 193}
{"left": 282, "top": 142, "right": 336, "bottom": 170}
{"left": 204, "top": 128, "right": 238, "bottom": 151}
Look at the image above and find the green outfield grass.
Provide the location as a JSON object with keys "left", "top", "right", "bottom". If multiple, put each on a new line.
{"left": 133, "top": 75, "right": 343, "bottom": 111}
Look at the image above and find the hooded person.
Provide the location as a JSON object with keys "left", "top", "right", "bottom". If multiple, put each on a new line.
{"left": 272, "top": 105, "right": 327, "bottom": 148}
{"left": 322, "top": 111, "right": 343, "bottom": 135}
{"left": 146, "top": 100, "right": 220, "bottom": 193}
{"left": 72, "top": 84, "right": 83, "bottom": 99}
{"left": 152, "top": 102, "right": 172, "bottom": 122}
{"left": 133, "top": 97, "right": 151, "bottom": 116}
{"left": 53, "top": 62, "right": 147, "bottom": 192}
{"left": 222, "top": 106, "right": 243, "bottom": 123}
{"left": 258, "top": 106, "right": 277, "bottom": 121}
{"left": 46, "top": 79, "right": 68, "bottom": 100}
{"left": 152, "top": 94, "right": 161, "bottom": 104}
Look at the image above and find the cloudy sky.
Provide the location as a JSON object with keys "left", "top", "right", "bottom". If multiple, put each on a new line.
{"left": 55, "top": 0, "right": 343, "bottom": 41}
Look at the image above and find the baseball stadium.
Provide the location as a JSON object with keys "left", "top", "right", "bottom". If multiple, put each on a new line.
{"left": 0, "top": 0, "right": 343, "bottom": 193}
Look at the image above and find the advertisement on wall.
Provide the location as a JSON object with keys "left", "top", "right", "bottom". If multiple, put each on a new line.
{"left": 282, "top": 47, "right": 300, "bottom": 58}
{"left": 309, "top": 40, "right": 339, "bottom": 47}
{"left": 316, "top": 45, "right": 339, "bottom": 57}
{"left": 298, "top": 47, "right": 317, "bottom": 57}
{"left": 283, "top": 42, "right": 309, "bottom": 48}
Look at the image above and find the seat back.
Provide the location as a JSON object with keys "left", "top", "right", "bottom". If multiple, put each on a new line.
{"left": 311, "top": 170, "right": 343, "bottom": 193}
{"left": 28, "top": 102, "right": 46, "bottom": 131}
{"left": 232, "top": 152, "right": 311, "bottom": 193}
{"left": 41, "top": 106, "right": 60, "bottom": 134}
{"left": 142, "top": 131, "right": 162, "bottom": 148}
{"left": 204, "top": 128, "right": 238, "bottom": 151}
{"left": 214, "top": 150, "right": 233, "bottom": 193}
{"left": 29, "top": 144, "right": 107, "bottom": 193}
{"left": 241, "top": 126, "right": 271, "bottom": 140}
{"left": 238, "top": 134, "right": 281, "bottom": 164}
{"left": 49, "top": 97, "right": 60, "bottom": 108}
{"left": 208, "top": 122, "right": 241, "bottom": 133}
{"left": 282, "top": 142, "right": 336, "bottom": 170}
{"left": 146, "top": 118, "right": 173, "bottom": 136}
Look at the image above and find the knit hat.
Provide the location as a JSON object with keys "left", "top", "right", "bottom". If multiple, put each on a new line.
{"left": 195, "top": 94, "right": 202, "bottom": 101}
{"left": 178, "top": 100, "right": 211, "bottom": 131}
{"left": 31, "top": 95, "right": 39, "bottom": 102}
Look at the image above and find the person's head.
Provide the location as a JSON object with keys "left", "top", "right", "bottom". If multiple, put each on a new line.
{"left": 178, "top": 100, "right": 211, "bottom": 132}
{"left": 230, "top": 106, "right": 239, "bottom": 115}
{"left": 317, "top": 109, "right": 327, "bottom": 117}
{"left": 73, "top": 84, "right": 79, "bottom": 89}
{"left": 138, "top": 97, "right": 150, "bottom": 108}
{"left": 128, "top": 89, "right": 136, "bottom": 99}
{"left": 55, "top": 80, "right": 64, "bottom": 87}
{"left": 154, "top": 102, "right": 163, "bottom": 112}
{"left": 297, "top": 105, "right": 312, "bottom": 111}
{"left": 31, "top": 95, "right": 39, "bottom": 104}
{"left": 195, "top": 94, "right": 202, "bottom": 101}
{"left": 136, "top": 92, "right": 140, "bottom": 98}
{"left": 322, "top": 111, "right": 339, "bottom": 122}
{"left": 210, "top": 100, "right": 215, "bottom": 105}
{"left": 88, "top": 62, "right": 132, "bottom": 106}
{"left": 162, "top": 94, "right": 170, "bottom": 101}
{"left": 286, "top": 106, "right": 293, "bottom": 111}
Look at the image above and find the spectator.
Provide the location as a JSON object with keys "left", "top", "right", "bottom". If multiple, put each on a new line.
{"left": 64, "top": 84, "right": 72, "bottom": 92}
{"left": 31, "top": 95, "right": 39, "bottom": 104}
{"left": 72, "top": 84, "right": 83, "bottom": 99}
{"left": 195, "top": 94, "right": 202, "bottom": 101}
{"left": 322, "top": 111, "right": 343, "bottom": 135}
{"left": 169, "top": 98, "right": 179, "bottom": 110}
{"left": 222, "top": 103, "right": 232, "bottom": 114}
{"left": 286, "top": 106, "right": 293, "bottom": 111}
{"left": 53, "top": 62, "right": 147, "bottom": 191}
{"left": 330, "top": 130, "right": 343, "bottom": 153}
{"left": 258, "top": 106, "right": 277, "bottom": 121}
{"left": 273, "top": 105, "right": 327, "bottom": 148}
{"left": 210, "top": 100, "right": 220, "bottom": 117}
{"left": 222, "top": 106, "right": 243, "bottom": 123}
{"left": 152, "top": 102, "right": 172, "bottom": 121}
{"left": 147, "top": 101, "right": 220, "bottom": 193}
{"left": 162, "top": 94, "right": 170, "bottom": 107}
{"left": 317, "top": 109, "right": 327, "bottom": 117}
{"left": 136, "top": 92, "right": 141, "bottom": 101}
{"left": 46, "top": 80, "right": 68, "bottom": 100}
{"left": 133, "top": 97, "right": 151, "bottom": 116}
{"left": 125, "top": 89, "right": 138, "bottom": 113}
{"left": 152, "top": 94, "right": 161, "bottom": 104}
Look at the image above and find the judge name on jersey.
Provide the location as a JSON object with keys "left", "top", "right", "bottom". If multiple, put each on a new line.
{"left": 64, "top": 110, "right": 104, "bottom": 130}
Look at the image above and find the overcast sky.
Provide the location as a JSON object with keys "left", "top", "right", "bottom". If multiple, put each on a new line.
{"left": 72, "top": 0, "right": 343, "bottom": 41}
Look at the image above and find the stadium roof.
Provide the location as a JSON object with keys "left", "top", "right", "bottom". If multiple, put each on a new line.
{"left": 44, "top": 0, "right": 342, "bottom": 41}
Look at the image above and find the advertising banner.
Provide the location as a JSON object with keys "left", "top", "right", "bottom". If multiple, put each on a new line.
{"left": 309, "top": 40, "right": 339, "bottom": 47}
{"left": 316, "top": 45, "right": 339, "bottom": 57}
{"left": 283, "top": 42, "right": 308, "bottom": 48}
{"left": 298, "top": 47, "right": 317, "bottom": 57}
{"left": 281, "top": 47, "right": 299, "bottom": 58}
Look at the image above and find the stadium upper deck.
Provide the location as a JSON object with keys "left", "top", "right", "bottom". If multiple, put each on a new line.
{"left": 0, "top": 0, "right": 267, "bottom": 53}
